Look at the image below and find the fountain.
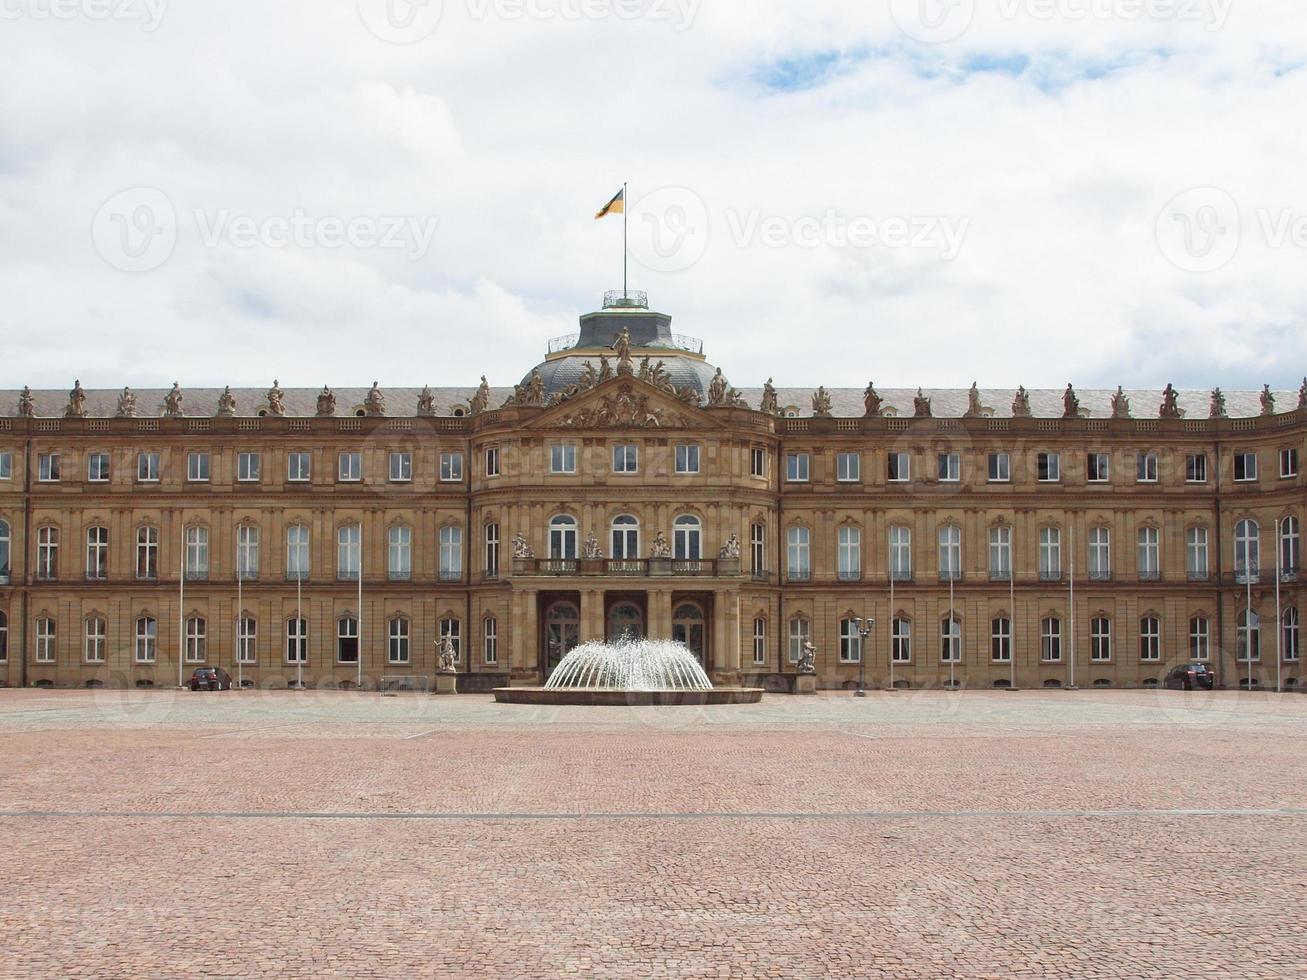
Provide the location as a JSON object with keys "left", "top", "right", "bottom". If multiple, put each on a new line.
{"left": 494, "top": 638, "right": 763, "bottom": 705}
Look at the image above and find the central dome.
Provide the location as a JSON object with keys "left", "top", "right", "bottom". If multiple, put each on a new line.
{"left": 521, "top": 291, "right": 719, "bottom": 401}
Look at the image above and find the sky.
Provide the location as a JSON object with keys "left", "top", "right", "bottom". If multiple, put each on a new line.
{"left": 2, "top": 0, "right": 1307, "bottom": 393}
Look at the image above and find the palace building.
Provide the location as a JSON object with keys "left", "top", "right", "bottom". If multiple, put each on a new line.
{"left": 0, "top": 289, "right": 1303, "bottom": 692}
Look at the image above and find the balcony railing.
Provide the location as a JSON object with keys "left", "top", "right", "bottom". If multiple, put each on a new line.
{"left": 938, "top": 570, "right": 963, "bottom": 583}
{"left": 787, "top": 568, "right": 811, "bottom": 583}
{"left": 1138, "top": 569, "right": 1161, "bottom": 582}
{"left": 512, "top": 558, "right": 739, "bottom": 578}
{"left": 890, "top": 570, "right": 913, "bottom": 583}
{"left": 1187, "top": 570, "right": 1210, "bottom": 582}
{"left": 1088, "top": 570, "right": 1113, "bottom": 582}
{"left": 989, "top": 569, "right": 1012, "bottom": 582}
{"left": 1039, "top": 569, "right": 1063, "bottom": 582}
{"left": 837, "top": 570, "right": 863, "bottom": 582}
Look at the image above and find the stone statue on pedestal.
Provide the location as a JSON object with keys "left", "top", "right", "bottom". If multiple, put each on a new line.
{"left": 266, "top": 381, "right": 285, "bottom": 417}
{"left": 437, "top": 636, "right": 458, "bottom": 674}
{"left": 650, "top": 532, "right": 672, "bottom": 559}
{"left": 316, "top": 386, "right": 336, "bottom": 418}
{"left": 217, "top": 387, "right": 237, "bottom": 417}
{"left": 797, "top": 641, "right": 817, "bottom": 675}
{"left": 365, "top": 382, "right": 386, "bottom": 417}
{"left": 511, "top": 533, "right": 534, "bottom": 559}
{"left": 164, "top": 383, "right": 184, "bottom": 418}
{"left": 66, "top": 380, "right": 87, "bottom": 418}
{"left": 116, "top": 387, "right": 138, "bottom": 419}
{"left": 17, "top": 387, "right": 34, "bottom": 418}
{"left": 719, "top": 533, "right": 741, "bottom": 560}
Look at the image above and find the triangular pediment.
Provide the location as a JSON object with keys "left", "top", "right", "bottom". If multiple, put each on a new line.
{"left": 526, "top": 376, "right": 725, "bottom": 431}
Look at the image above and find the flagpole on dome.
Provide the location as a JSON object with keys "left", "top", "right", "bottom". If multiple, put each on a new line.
{"left": 623, "top": 181, "right": 628, "bottom": 301}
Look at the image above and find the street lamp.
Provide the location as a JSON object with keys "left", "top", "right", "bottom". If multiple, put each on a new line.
{"left": 852, "top": 616, "right": 875, "bottom": 698}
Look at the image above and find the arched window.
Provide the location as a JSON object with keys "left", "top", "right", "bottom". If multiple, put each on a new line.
{"left": 135, "top": 616, "right": 157, "bottom": 663}
{"left": 891, "top": 617, "right": 912, "bottom": 663}
{"left": 674, "top": 515, "right": 702, "bottom": 562}
{"left": 84, "top": 616, "right": 106, "bottom": 663}
{"left": 286, "top": 525, "right": 310, "bottom": 581}
{"left": 787, "top": 616, "right": 810, "bottom": 664}
{"left": 1234, "top": 519, "right": 1260, "bottom": 580}
{"left": 611, "top": 515, "right": 640, "bottom": 561}
{"left": 85, "top": 526, "right": 109, "bottom": 581}
{"left": 609, "top": 601, "right": 644, "bottom": 642}
{"left": 1280, "top": 516, "right": 1300, "bottom": 576}
{"left": 673, "top": 602, "right": 705, "bottom": 662}
{"left": 1137, "top": 526, "right": 1160, "bottom": 580}
{"left": 544, "top": 601, "right": 579, "bottom": 676}
{"left": 1036, "top": 616, "right": 1059, "bottom": 662}
{"left": 337, "top": 524, "right": 361, "bottom": 581}
{"left": 337, "top": 616, "right": 359, "bottom": 664}
{"left": 988, "top": 526, "right": 1011, "bottom": 581}
{"left": 1237, "top": 608, "right": 1260, "bottom": 662}
{"left": 549, "top": 515, "right": 578, "bottom": 560}
{"left": 36, "top": 526, "right": 58, "bottom": 581}
{"left": 184, "top": 525, "right": 209, "bottom": 581}
{"left": 839, "top": 618, "right": 862, "bottom": 663}
{"left": 1186, "top": 526, "right": 1210, "bottom": 580}
{"left": 439, "top": 525, "right": 463, "bottom": 580}
{"left": 1088, "top": 527, "right": 1111, "bottom": 580}
{"left": 1283, "top": 608, "right": 1300, "bottom": 662}
{"left": 387, "top": 525, "right": 412, "bottom": 581}
{"left": 1039, "top": 526, "right": 1062, "bottom": 580}
{"left": 0, "top": 519, "right": 10, "bottom": 583}
{"left": 136, "top": 526, "right": 159, "bottom": 581}
{"left": 388, "top": 617, "right": 410, "bottom": 665}
{"left": 185, "top": 617, "right": 207, "bottom": 663}
{"left": 786, "top": 525, "right": 810, "bottom": 580}
{"left": 941, "top": 614, "right": 962, "bottom": 662}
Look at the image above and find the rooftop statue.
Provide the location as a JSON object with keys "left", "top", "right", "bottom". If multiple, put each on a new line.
{"left": 1111, "top": 386, "right": 1131, "bottom": 419}
{"left": 1300, "top": 377, "right": 1307, "bottom": 410}
{"left": 525, "top": 369, "right": 546, "bottom": 406}
{"left": 365, "top": 382, "right": 386, "bottom": 417}
{"left": 1063, "top": 384, "right": 1080, "bottom": 419}
{"left": 217, "top": 386, "right": 237, "bottom": 417}
{"left": 417, "top": 386, "right": 436, "bottom": 417}
{"left": 65, "top": 380, "right": 86, "bottom": 418}
{"left": 116, "top": 387, "right": 138, "bottom": 419}
{"left": 1261, "top": 385, "right": 1275, "bottom": 416}
{"left": 597, "top": 354, "right": 613, "bottom": 384}
{"left": 1210, "top": 388, "right": 1227, "bottom": 419}
{"left": 913, "top": 388, "right": 932, "bottom": 418}
{"left": 266, "top": 380, "right": 285, "bottom": 417}
{"left": 1159, "top": 383, "right": 1182, "bottom": 420}
{"left": 1012, "top": 386, "right": 1031, "bottom": 418}
{"left": 963, "top": 382, "right": 984, "bottom": 418}
{"left": 613, "top": 327, "right": 634, "bottom": 376}
{"left": 164, "top": 383, "right": 184, "bottom": 418}
{"left": 812, "top": 386, "right": 833, "bottom": 418}
{"left": 17, "top": 387, "right": 34, "bottom": 418}
{"left": 468, "top": 377, "right": 490, "bottom": 416}
{"left": 316, "top": 386, "right": 336, "bottom": 418}
{"left": 863, "top": 382, "right": 883, "bottom": 418}
{"left": 708, "top": 368, "right": 729, "bottom": 407}
{"left": 760, "top": 378, "right": 779, "bottom": 415}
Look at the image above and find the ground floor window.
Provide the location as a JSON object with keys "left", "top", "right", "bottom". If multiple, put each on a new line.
{"left": 338, "top": 616, "right": 359, "bottom": 664}
{"left": 990, "top": 617, "right": 1010, "bottom": 663}
{"left": 1040, "top": 617, "right": 1062, "bottom": 663}
{"left": 440, "top": 618, "right": 461, "bottom": 662}
{"left": 238, "top": 618, "right": 257, "bottom": 664}
{"left": 788, "top": 616, "right": 810, "bottom": 664}
{"left": 483, "top": 617, "right": 498, "bottom": 665}
{"left": 892, "top": 618, "right": 912, "bottom": 663}
{"left": 36, "top": 618, "right": 56, "bottom": 663}
{"left": 388, "top": 617, "right": 410, "bottom": 665}
{"left": 839, "top": 618, "right": 861, "bottom": 663}
{"left": 752, "top": 618, "right": 766, "bottom": 666}
{"left": 84, "top": 617, "right": 106, "bottom": 663}
{"left": 286, "top": 618, "right": 307, "bottom": 664}
{"left": 135, "top": 616, "right": 156, "bottom": 663}
{"left": 185, "top": 617, "right": 207, "bottom": 664}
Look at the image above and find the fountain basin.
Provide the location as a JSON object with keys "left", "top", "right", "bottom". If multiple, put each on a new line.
{"left": 494, "top": 687, "right": 763, "bottom": 706}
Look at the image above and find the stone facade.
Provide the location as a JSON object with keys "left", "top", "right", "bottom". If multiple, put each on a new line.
{"left": 0, "top": 301, "right": 1303, "bottom": 692}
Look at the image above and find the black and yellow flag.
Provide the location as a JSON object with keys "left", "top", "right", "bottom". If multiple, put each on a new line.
{"left": 595, "top": 188, "right": 625, "bottom": 220}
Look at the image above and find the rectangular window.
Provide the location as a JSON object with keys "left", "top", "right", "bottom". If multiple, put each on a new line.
{"left": 1186, "top": 527, "right": 1209, "bottom": 580}
{"left": 987, "top": 453, "right": 1010, "bottom": 483}
{"left": 889, "top": 526, "right": 912, "bottom": 582}
{"left": 1280, "top": 448, "right": 1299, "bottom": 479}
{"left": 236, "top": 525, "right": 260, "bottom": 580}
{"left": 1091, "top": 618, "right": 1112, "bottom": 662}
{"left": 483, "top": 618, "right": 498, "bottom": 665}
{"left": 439, "top": 452, "right": 464, "bottom": 482}
{"left": 136, "top": 452, "right": 160, "bottom": 483}
{"left": 84, "top": 618, "right": 106, "bottom": 664}
{"left": 786, "top": 527, "right": 810, "bottom": 581}
{"left": 1234, "top": 452, "right": 1258, "bottom": 482}
{"left": 184, "top": 526, "right": 209, "bottom": 581}
{"left": 1189, "top": 616, "right": 1210, "bottom": 661}
{"left": 185, "top": 617, "right": 207, "bottom": 664}
{"left": 287, "top": 452, "right": 312, "bottom": 482}
{"left": 37, "top": 527, "right": 58, "bottom": 581}
{"left": 0, "top": 451, "right": 11, "bottom": 480}
{"left": 136, "top": 527, "right": 158, "bottom": 580}
{"left": 1137, "top": 527, "right": 1161, "bottom": 580}
{"left": 786, "top": 453, "right": 810, "bottom": 483}
{"left": 485, "top": 447, "right": 501, "bottom": 478}
{"left": 674, "top": 444, "right": 700, "bottom": 474}
{"left": 38, "top": 453, "right": 60, "bottom": 482}
{"left": 990, "top": 618, "right": 1011, "bottom": 663}
{"left": 382, "top": 452, "right": 410, "bottom": 483}
{"left": 551, "top": 444, "right": 577, "bottom": 474}
{"left": 1088, "top": 527, "right": 1112, "bottom": 580}
{"left": 286, "top": 618, "right": 308, "bottom": 664}
{"left": 135, "top": 618, "right": 157, "bottom": 663}
{"left": 892, "top": 619, "right": 911, "bottom": 663}
{"left": 35, "top": 619, "right": 57, "bottom": 663}
{"left": 1186, "top": 453, "right": 1207, "bottom": 483}
{"left": 440, "top": 618, "right": 462, "bottom": 663}
{"left": 337, "top": 525, "right": 361, "bottom": 581}
{"left": 988, "top": 526, "right": 1011, "bottom": 580}
{"left": 938, "top": 526, "right": 961, "bottom": 582}
{"left": 1140, "top": 617, "right": 1162, "bottom": 662}
{"left": 338, "top": 452, "right": 362, "bottom": 482}
{"left": 388, "top": 618, "right": 411, "bottom": 665}
{"left": 484, "top": 523, "right": 500, "bottom": 579}
{"left": 1037, "top": 452, "right": 1061, "bottom": 483}
{"left": 337, "top": 617, "right": 359, "bottom": 664}
{"left": 749, "top": 523, "right": 765, "bottom": 578}
{"left": 836, "top": 453, "right": 860, "bottom": 483}
{"left": 187, "top": 453, "right": 210, "bottom": 483}
{"left": 839, "top": 620, "right": 862, "bottom": 664}
{"left": 837, "top": 527, "right": 861, "bottom": 581}
{"left": 937, "top": 453, "right": 960, "bottom": 482}
{"left": 1039, "top": 527, "right": 1062, "bottom": 580}
{"left": 1136, "top": 453, "right": 1159, "bottom": 483}
{"left": 238, "top": 618, "right": 257, "bottom": 664}
{"left": 388, "top": 525, "right": 412, "bottom": 581}
{"left": 941, "top": 616, "right": 961, "bottom": 663}
{"left": 286, "top": 526, "right": 310, "bottom": 581}
{"left": 237, "top": 452, "right": 261, "bottom": 483}
{"left": 750, "top": 447, "right": 766, "bottom": 478}
{"left": 1087, "top": 452, "right": 1110, "bottom": 483}
{"left": 888, "top": 452, "right": 910, "bottom": 483}
{"left": 752, "top": 618, "right": 766, "bottom": 665}
{"left": 87, "top": 452, "right": 111, "bottom": 483}
{"left": 1041, "top": 617, "right": 1062, "bottom": 663}
{"left": 613, "top": 444, "right": 639, "bottom": 473}
{"left": 440, "top": 526, "right": 463, "bottom": 580}
{"left": 85, "top": 527, "right": 108, "bottom": 581}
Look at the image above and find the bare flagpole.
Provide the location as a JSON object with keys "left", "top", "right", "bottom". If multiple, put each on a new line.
{"left": 888, "top": 557, "right": 896, "bottom": 692}
{"left": 296, "top": 570, "right": 303, "bottom": 691}
{"left": 1275, "top": 518, "right": 1283, "bottom": 694}
{"left": 623, "top": 181, "right": 629, "bottom": 300}
{"left": 357, "top": 525, "right": 364, "bottom": 690}
{"left": 237, "top": 559, "right": 243, "bottom": 691}
{"left": 178, "top": 534, "right": 185, "bottom": 689}
{"left": 1009, "top": 550, "right": 1017, "bottom": 690}
{"left": 1068, "top": 521, "right": 1076, "bottom": 689}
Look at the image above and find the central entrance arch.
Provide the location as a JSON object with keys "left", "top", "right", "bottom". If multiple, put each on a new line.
{"left": 543, "top": 599, "right": 580, "bottom": 679}
{"left": 607, "top": 600, "right": 645, "bottom": 642}
{"left": 672, "top": 601, "right": 706, "bottom": 665}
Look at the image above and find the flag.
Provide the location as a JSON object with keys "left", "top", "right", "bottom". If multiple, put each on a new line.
{"left": 595, "top": 188, "right": 625, "bottom": 220}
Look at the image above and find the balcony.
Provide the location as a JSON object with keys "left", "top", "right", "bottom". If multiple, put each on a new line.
{"left": 1187, "top": 570, "right": 1210, "bottom": 583}
{"left": 1039, "top": 570, "right": 1063, "bottom": 583}
{"left": 786, "top": 569, "right": 811, "bottom": 583}
{"left": 1138, "top": 570, "right": 1161, "bottom": 582}
{"left": 837, "top": 570, "right": 863, "bottom": 583}
{"left": 890, "top": 570, "right": 913, "bottom": 584}
{"left": 511, "top": 558, "right": 739, "bottom": 578}
{"left": 938, "top": 570, "right": 963, "bottom": 584}
{"left": 439, "top": 570, "right": 464, "bottom": 582}
{"left": 1088, "top": 570, "right": 1113, "bottom": 582}
{"left": 989, "top": 569, "right": 1012, "bottom": 583}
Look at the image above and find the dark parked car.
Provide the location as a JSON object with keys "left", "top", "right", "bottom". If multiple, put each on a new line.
{"left": 1163, "top": 663, "right": 1215, "bottom": 690}
{"left": 189, "top": 667, "right": 233, "bottom": 691}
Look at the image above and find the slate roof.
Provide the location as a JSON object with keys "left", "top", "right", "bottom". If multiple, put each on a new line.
{"left": 0, "top": 384, "right": 1296, "bottom": 420}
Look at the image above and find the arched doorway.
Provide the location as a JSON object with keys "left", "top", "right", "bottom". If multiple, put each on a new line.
{"left": 544, "top": 600, "right": 580, "bottom": 678}
{"left": 607, "top": 601, "right": 644, "bottom": 642}
{"left": 672, "top": 602, "right": 706, "bottom": 665}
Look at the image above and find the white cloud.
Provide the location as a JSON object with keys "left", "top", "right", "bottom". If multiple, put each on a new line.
{"left": 1, "top": 0, "right": 1306, "bottom": 391}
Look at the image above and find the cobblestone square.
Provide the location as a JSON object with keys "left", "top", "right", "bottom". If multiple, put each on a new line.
{"left": 0, "top": 688, "right": 1304, "bottom": 978}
